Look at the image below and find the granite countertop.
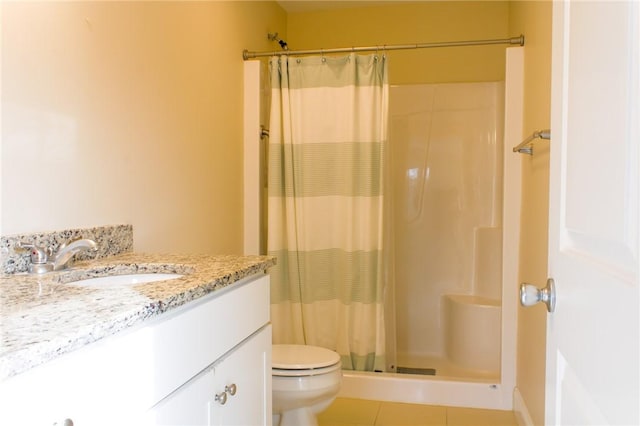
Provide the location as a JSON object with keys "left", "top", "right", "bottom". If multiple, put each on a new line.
{"left": 0, "top": 253, "right": 276, "bottom": 381}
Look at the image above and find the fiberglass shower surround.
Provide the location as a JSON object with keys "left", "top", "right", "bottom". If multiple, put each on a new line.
{"left": 243, "top": 37, "right": 525, "bottom": 411}
{"left": 389, "top": 82, "right": 504, "bottom": 378}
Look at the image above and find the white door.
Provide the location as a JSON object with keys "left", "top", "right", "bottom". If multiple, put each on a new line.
{"left": 546, "top": 1, "right": 639, "bottom": 425}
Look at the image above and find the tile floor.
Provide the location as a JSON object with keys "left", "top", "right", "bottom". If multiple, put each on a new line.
{"left": 318, "top": 397, "right": 518, "bottom": 426}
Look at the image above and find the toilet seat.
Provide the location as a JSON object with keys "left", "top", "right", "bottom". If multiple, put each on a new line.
{"left": 272, "top": 344, "right": 341, "bottom": 377}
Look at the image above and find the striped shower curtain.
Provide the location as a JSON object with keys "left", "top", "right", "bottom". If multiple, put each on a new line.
{"left": 267, "top": 53, "right": 388, "bottom": 371}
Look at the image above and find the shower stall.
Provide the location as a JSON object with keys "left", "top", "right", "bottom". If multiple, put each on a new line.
{"left": 387, "top": 81, "right": 504, "bottom": 380}
{"left": 243, "top": 47, "right": 523, "bottom": 410}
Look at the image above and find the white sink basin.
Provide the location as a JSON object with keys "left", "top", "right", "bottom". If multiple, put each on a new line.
{"left": 70, "top": 273, "right": 183, "bottom": 287}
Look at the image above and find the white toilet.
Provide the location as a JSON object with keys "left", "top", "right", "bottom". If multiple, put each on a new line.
{"left": 272, "top": 344, "right": 342, "bottom": 426}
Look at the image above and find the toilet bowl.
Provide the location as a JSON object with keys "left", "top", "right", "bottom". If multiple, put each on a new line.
{"left": 272, "top": 344, "right": 342, "bottom": 426}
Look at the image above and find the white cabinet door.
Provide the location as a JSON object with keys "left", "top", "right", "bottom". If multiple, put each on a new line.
{"left": 547, "top": 1, "right": 639, "bottom": 425}
{"left": 210, "top": 326, "right": 272, "bottom": 426}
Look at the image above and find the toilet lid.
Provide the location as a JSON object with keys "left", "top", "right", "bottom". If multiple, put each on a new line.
{"left": 272, "top": 344, "right": 341, "bottom": 369}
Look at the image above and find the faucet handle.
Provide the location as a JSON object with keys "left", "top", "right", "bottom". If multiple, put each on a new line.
{"left": 17, "top": 242, "right": 54, "bottom": 273}
{"left": 16, "top": 242, "right": 50, "bottom": 264}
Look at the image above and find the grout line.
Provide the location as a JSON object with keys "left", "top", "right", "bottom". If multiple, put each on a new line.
{"left": 372, "top": 400, "right": 382, "bottom": 426}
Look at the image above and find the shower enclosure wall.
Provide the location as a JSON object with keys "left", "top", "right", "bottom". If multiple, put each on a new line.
{"left": 388, "top": 82, "right": 504, "bottom": 380}
{"left": 243, "top": 47, "right": 523, "bottom": 410}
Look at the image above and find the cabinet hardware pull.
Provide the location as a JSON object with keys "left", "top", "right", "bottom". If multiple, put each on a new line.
{"left": 214, "top": 391, "right": 228, "bottom": 405}
{"left": 225, "top": 383, "right": 237, "bottom": 396}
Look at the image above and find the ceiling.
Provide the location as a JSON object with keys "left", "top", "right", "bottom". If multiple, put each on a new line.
{"left": 276, "top": 1, "right": 406, "bottom": 13}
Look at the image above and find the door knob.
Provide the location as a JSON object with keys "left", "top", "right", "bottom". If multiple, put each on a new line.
{"left": 520, "top": 278, "right": 556, "bottom": 313}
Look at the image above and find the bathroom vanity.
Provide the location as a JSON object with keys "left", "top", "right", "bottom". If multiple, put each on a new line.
{"left": 0, "top": 252, "right": 275, "bottom": 426}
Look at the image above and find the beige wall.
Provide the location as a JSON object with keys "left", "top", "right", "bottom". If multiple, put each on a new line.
{"left": 509, "top": 2, "right": 553, "bottom": 425}
{"left": 286, "top": 1, "right": 510, "bottom": 84}
{"left": 1, "top": 1, "right": 286, "bottom": 253}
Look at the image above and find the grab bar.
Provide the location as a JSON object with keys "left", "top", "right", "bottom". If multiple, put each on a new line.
{"left": 513, "top": 129, "right": 551, "bottom": 155}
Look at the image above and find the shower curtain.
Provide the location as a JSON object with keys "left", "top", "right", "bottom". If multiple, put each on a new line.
{"left": 267, "top": 53, "right": 389, "bottom": 371}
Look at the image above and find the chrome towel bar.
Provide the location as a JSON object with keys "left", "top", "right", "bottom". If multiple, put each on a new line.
{"left": 513, "top": 129, "right": 551, "bottom": 155}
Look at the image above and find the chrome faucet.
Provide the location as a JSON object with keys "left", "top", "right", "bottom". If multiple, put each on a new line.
{"left": 18, "top": 238, "right": 98, "bottom": 273}
{"left": 51, "top": 238, "right": 98, "bottom": 271}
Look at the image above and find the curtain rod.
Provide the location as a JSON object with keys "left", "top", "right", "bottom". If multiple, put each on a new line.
{"left": 243, "top": 35, "right": 524, "bottom": 60}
